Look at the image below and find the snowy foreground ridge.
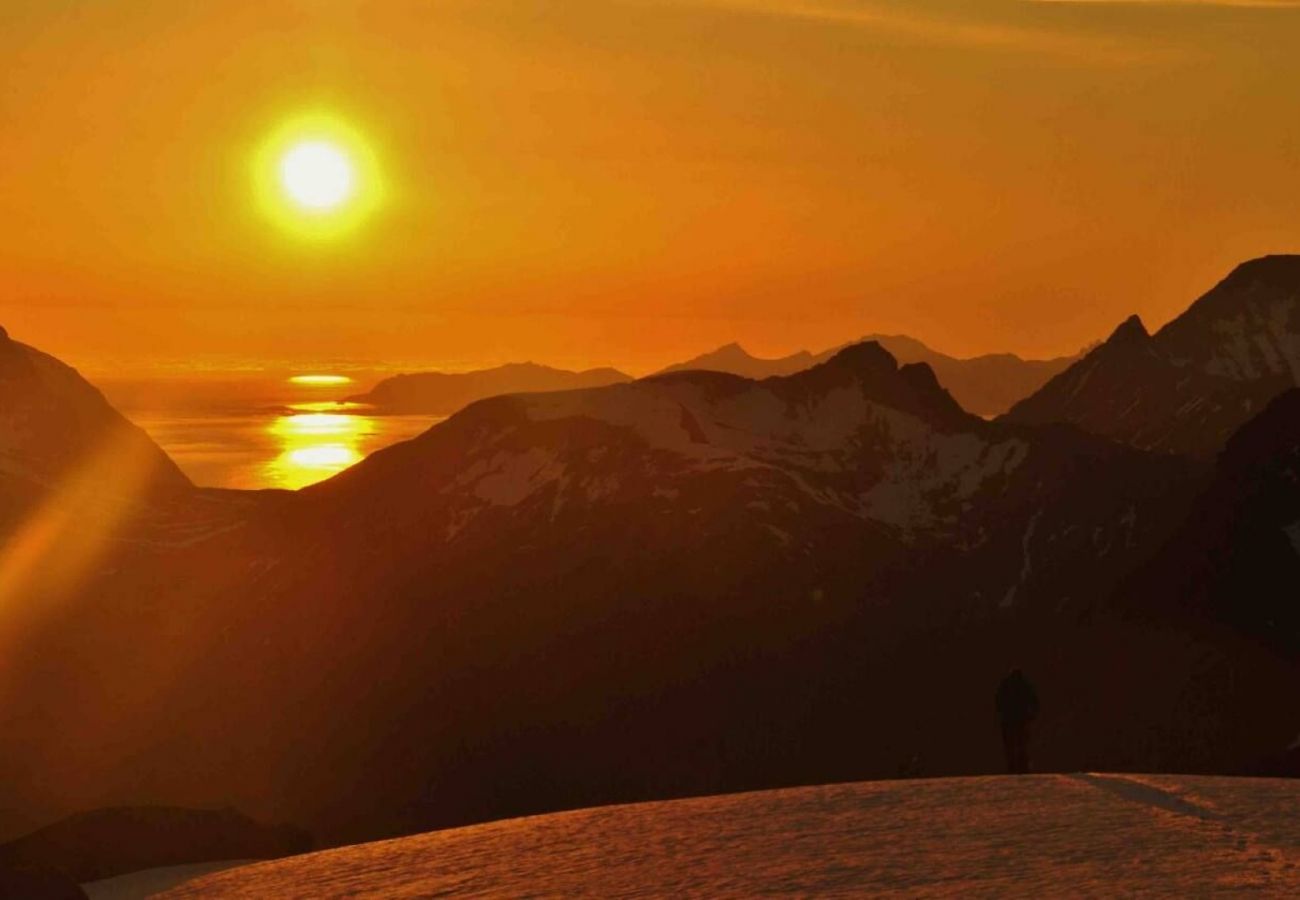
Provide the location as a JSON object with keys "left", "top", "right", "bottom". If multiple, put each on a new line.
{"left": 163, "top": 775, "right": 1300, "bottom": 897}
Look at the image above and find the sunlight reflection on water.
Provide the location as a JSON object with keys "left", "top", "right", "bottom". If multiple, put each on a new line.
{"left": 113, "top": 376, "right": 442, "bottom": 490}
{"left": 265, "top": 409, "right": 374, "bottom": 489}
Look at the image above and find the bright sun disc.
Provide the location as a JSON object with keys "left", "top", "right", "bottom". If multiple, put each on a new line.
{"left": 253, "top": 111, "right": 385, "bottom": 241}
{"left": 280, "top": 141, "right": 355, "bottom": 211}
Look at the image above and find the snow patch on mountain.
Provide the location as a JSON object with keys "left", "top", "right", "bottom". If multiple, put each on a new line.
{"left": 1203, "top": 296, "right": 1300, "bottom": 383}
{"left": 500, "top": 367, "right": 1033, "bottom": 535}
{"left": 1001, "top": 509, "right": 1044, "bottom": 609}
{"left": 462, "top": 446, "right": 567, "bottom": 507}
{"left": 861, "top": 407, "right": 1028, "bottom": 532}
{"left": 521, "top": 380, "right": 883, "bottom": 467}
{"left": 1286, "top": 520, "right": 1300, "bottom": 558}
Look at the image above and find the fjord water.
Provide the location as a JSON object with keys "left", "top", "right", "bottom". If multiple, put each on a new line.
{"left": 100, "top": 372, "right": 441, "bottom": 490}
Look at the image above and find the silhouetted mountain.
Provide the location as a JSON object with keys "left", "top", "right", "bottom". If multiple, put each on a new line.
{"left": 0, "top": 327, "right": 189, "bottom": 506}
{"left": 0, "top": 806, "right": 309, "bottom": 884}
{"left": 348, "top": 362, "right": 632, "bottom": 414}
{"left": 861, "top": 335, "right": 1079, "bottom": 418}
{"left": 658, "top": 336, "right": 1077, "bottom": 416}
{"left": 1005, "top": 256, "right": 1300, "bottom": 456}
{"left": 656, "top": 342, "right": 819, "bottom": 379}
{"left": 0, "top": 338, "right": 1222, "bottom": 846}
{"left": 1118, "top": 389, "right": 1300, "bottom": 654}
{"left": 314, "top": 340, "right": 1181, "bottom": 627}
{"left": 0, "top": 330, "right": 1295, "bottom": 855}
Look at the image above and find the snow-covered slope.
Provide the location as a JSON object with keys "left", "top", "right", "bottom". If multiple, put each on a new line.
{"left": 318, "top": 340, "right": 1190, "bottom": 607}
{"left": 1005, "top": 256, "right": 1300, "bottom": 457}
{"left": 162, "top": 775, "right": 1300, "bottom": 897}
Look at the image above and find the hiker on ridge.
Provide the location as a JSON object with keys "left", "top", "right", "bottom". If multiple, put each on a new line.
{"left": 995, "top": 668, "right": 1039, "bottom": 775}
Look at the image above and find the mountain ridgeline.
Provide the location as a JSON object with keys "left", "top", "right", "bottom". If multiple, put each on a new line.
{"left": 351, "top": 335, "right": 1075, "bottom": 419}
{"left": 1005, "top": 256, "right": 1300, "bottom": 457}
{"left": 0, "top": 326, "right": 188, "bottom": 493}
{"left": 655, "top": 335, "right": 1078, "bottom": 418}
{"left": 0, "top": 326, "right": 189, "bottom": 543}
{"left": 0, "top": 256, "right": 1298, "bottom": 849}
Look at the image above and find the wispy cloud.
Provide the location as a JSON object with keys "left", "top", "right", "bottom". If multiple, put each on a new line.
{"left": 695, "top": 1, "right": 1179, "bottom": 63}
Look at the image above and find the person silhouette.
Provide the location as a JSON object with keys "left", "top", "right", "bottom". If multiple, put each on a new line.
{"left": 995, "top": 668, "right": 1039, "bottom": 774}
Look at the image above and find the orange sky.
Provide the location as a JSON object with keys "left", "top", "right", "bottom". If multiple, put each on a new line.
{"left": 3, "top": 0, "right": 1299, "bottom": 375}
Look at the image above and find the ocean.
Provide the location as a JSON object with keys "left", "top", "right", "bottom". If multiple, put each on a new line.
{"left": 101, "top": 372, "right": 442, "bottom": 490}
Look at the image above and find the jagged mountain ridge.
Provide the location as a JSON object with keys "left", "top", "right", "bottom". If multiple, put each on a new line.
{"left": 191, "top": 341, "right": 1197, "bottom": 833}
{"left": 1004, "top": 256, "right": 1300, "bottom": 457}
{"left": 349, "top": 331, "right": 1077, "bottom": 421}
{"left": 0, "top": 337, "right": 1202, "bottom": 844}
{"left": 0, "top": 300, "right": 1293, "bottom": 849}
{"left": 657, "top": 336, "right": 1077, "bottom": 417}
{"left": 858, "top": 335, "right": 1079, "bottom": 420}
{"left": 320, "top": 340, "right": 1181, "bottom": 575}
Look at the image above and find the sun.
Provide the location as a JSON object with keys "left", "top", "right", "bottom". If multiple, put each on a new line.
{"left": 280, "top": 141, "right": 355, "bottom": 212}
{"left": 253, "top": 111, "right": 386, "bottom": 240}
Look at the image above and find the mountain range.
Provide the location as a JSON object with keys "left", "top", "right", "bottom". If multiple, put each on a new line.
{"left": 657, "top": 335, "right": 1078, "bottom": 417}
{"left": 0, "top": 256, "right": 1297, "bottom": 851}
{"left": 1005, "top": 256, "right": 1300, "bottom": 457}
{"left": 351, "top": 334, "right": 1076, "bottom": 419}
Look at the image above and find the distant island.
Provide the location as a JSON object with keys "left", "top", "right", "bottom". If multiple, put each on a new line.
{"left": 347, "top": 362, "right": 632, "bottom": 414}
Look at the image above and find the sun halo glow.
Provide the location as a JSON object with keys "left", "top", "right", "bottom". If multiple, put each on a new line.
{"left": 253, "top": 112, "right": 384, "bottom": 241}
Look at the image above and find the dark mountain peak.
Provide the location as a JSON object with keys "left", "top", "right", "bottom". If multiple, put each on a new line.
{"left": 858, "top": 333, "right": 934, "bottom": 359}
{"left": 682, "top": 342, "right": 754, "bottom": 365}
{"left": 1106, "top": 314, "right": 1149, "bottom": 346}
{"left": 0, "top": 336, "right": 190, "bottom": 494}
{"left": 1004, "top": 255, "right": 1300, "bottom": 457}
{"left": 1169, "top": 254, "right": 1300, "bottom": 335}
{"left": 1219, "top": 254, "right": 1300, "bottom": 292}
{"left": 793, "top": 340, "right": 973, "bottom": 428}
{"left": 818, "top": 338, "right": 899, "bottom": 379}
{"left": 0, "top": 324, "right": 9, "bottom": 342}
{"left": 898, "top": 360, "right": 943, "bottom": 394}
